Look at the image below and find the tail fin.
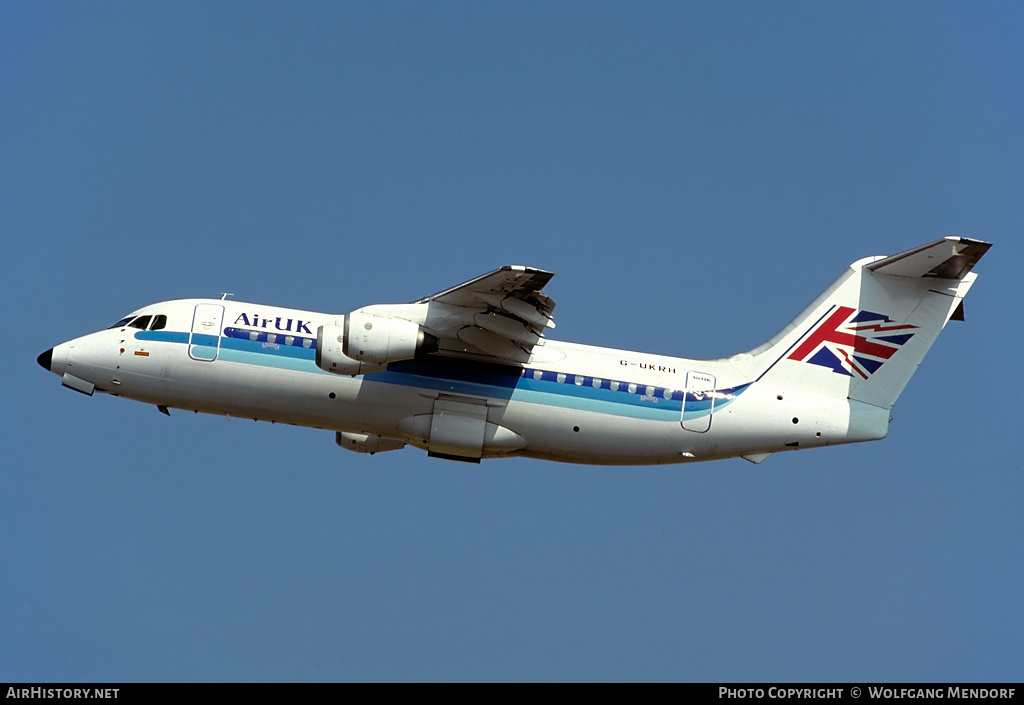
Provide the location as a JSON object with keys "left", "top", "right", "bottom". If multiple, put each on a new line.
{"left": 746, "top": 237, "right": 990, "bottom": 410}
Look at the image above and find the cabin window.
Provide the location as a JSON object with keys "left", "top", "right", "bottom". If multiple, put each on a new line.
{"left": 610, "top": 381, "right": 620, "bottom": 392}
{"left": 533, "top": 369, "right": 543, "bottom": 381}
{"left": 129, "top": 315, "right": 152, "bottom": 330}
{"left": 663, "top": 388, "right": 674, "bottom": 400}
{"left": 149, "top": 315, "right": 167, "bottom": 331}
{"left": 108, "top": 316, "right": 135, "bottom": 329}
{"left": 556, "top": 372, "right": 566, "bottom": 384}
{"left": 285, "top": 336, "right": 295, "bottom": 346}
{"left": 574, "top": 375, "right": 584, "bottom": 386}
{"left": 645, "top": 385, "right": 655, "bottom": 397}
{"left": 627, "top": 383, "right": 637, "bottom": 394}
{"left": 592, "top": 378, "right": 602, "bottom": 388}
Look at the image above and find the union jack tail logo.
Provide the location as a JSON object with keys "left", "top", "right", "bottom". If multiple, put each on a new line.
{"left": 788, "top": 306, "right": 917, "bottom": 379}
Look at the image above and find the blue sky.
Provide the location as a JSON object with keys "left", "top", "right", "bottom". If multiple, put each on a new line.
{"left": 3, "top": 1, "right": 1021, "bottom": 682}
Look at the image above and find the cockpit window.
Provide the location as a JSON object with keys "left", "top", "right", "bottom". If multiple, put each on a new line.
{"left": 108, "top": 313, "right": 167, "bottom": 330}
{"left": 108, "top": 316, "right": 135, "bottom": 329}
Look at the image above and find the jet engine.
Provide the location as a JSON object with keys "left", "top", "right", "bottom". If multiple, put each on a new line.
{"left": 336, "top": 432, "right": 406, "bottom": 454}
{"left": 316, "top": 313, "right": 438, "bottom": 376}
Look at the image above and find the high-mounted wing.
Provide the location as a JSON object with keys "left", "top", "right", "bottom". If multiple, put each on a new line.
{"left": 414, "top": 265, "right": 556, "bottom": 363}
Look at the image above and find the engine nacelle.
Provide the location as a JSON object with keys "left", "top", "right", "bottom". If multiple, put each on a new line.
{"left": 316, "top": 323, "right": 388, "bottom": 376}
{"left": 336, "top": 432, "right": 406, "bottom": 454}
{"left": 315, "top": 314, "right": 439, "bottom": 376}
{"left": 343, "top": 312, "right": 438, "bottom": 364}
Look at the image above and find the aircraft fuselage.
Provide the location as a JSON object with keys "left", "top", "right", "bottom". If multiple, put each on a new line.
{"left": 39, "top": 239, "right": 989, "bottom": 465}
{"left": 38, "top": 297, "right": 850, "bottom": 465}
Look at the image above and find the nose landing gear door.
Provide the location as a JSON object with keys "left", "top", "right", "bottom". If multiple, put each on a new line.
{"left": 681, "top": 371, "right": 716, "bottom": 433}
{"left": 189, "top": 304, "right": 225, "bottom": 361}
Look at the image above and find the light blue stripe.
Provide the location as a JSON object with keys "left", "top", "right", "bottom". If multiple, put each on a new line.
{"left": 510, "top": 388, "right": 680, "bottom": 421}
{"left": 218, "top": 347, "right": 325, "bottom": 374}
{"left": 516, "top": 376, "right": 683, "bottom": 412}
{"left": 143, "top": 328, "right": 749, "bottom": 421}
{"left": 189, "top": 344, "right": 219, "bottom": 361}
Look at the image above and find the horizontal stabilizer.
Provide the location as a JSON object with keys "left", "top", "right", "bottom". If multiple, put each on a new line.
{"left": 865, "top": 237, "right": 991, "bottom": 280}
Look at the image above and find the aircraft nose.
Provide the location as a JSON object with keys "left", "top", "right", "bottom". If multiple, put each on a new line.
{"left": 38, "top": 343, "right": 69, "bottom": 377}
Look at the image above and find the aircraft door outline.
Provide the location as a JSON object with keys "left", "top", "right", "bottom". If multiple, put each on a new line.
{"left": 189, "top": 303, "right": 225, "bottom": 361}
{"left": 681, "top": 371, "right": 716, "bottom": 433}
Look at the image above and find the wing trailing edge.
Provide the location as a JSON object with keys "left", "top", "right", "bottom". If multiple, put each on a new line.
{"left": 413, "top": 265, "right": 557, "bottom": 364}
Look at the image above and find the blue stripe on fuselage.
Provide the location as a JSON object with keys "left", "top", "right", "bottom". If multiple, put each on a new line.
{"left": 135, "top": 329, "right": 749, "bottom": 419}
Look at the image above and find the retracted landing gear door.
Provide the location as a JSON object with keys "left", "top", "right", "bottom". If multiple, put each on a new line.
{"left": 428, "top": 396, "right": 488, "bottom": 462}
{"left": 189, "top": 304, "right": 224, "bottom": 361}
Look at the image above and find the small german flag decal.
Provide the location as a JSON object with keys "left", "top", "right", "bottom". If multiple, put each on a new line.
{"left": 134, "top": 351, "right": 150, "bottom": 357}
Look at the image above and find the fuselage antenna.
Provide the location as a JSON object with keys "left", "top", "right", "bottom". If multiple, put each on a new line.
{"left": 220, "top": 292, "right": 234, "bottom": 301}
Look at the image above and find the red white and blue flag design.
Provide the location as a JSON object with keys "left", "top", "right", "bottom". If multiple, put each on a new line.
{"left": 788, "top": 306, "right": 917, "bottom": 379}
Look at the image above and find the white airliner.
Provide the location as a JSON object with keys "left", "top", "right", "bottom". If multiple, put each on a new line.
{"left": 39, "top": 237, "right": 988, "bottom": 465}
